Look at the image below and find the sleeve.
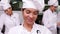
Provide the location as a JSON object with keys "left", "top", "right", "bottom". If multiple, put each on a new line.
{"left": 0, "top": 15, "right": 4, "bottom": 34}
{"left": 46, "top": 29, "right": 52, "bottom": 34}
{"left": 43, "top": 27, "right": 52, "bottom": 34}
{"left": 45, "top": 31, "right": 52, "bottom": 34}
{"left": 15, "top": 13, "right": 20, "bottom": 26}
{"left": 8, "top": 27, "right": 20, "bottom": 34}
{"left": 42, "top": 12, "right": 51, "bottom": 28}
{"left": 8, "top": 28, "right": 15, "bottom": 34}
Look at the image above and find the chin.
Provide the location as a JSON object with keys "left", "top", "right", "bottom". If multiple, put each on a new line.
{"left": 27, "top": 22, "right": 34, "bottom": 25}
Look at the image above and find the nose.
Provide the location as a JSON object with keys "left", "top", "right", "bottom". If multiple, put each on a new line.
{"left": 29, "top": 13, "right": 34, "bottom": 18}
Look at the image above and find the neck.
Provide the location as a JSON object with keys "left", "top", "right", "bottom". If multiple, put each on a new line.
{"left": 23, "top": 21, "right": 33, "bottom": 32}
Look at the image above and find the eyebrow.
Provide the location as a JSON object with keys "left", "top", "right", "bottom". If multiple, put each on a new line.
{"left": 26, "top": 9, "right": 31, "bottom": 12}
{"left": 26, "top": 9, "right": 38, "bottom": 11}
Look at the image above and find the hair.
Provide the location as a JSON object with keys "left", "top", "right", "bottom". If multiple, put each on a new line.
{"left": 21, "top": 8, "right": 39, "bottom": 14}
{"left": 21, "top": 8, "right": 26, "bottom": 11}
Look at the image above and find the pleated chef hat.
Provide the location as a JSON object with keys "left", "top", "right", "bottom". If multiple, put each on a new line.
{"left": 48, "top": 0, "right": 58, "bottom": 6}
{"left": 22, "top": 0, "right": 38, "bottom": 10}
{"left": 22, "top": 0, "right": 45, "bottom": 13}
{"left": 32, "top": 0, "right": 45, "bottom": 12}
{"left": 3, "top": 3, "right": 11, "bottom": 10}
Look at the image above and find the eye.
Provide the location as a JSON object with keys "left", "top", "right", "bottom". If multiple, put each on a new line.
{"left": 9, "top": 8, "right": 10, "bottom": 9}
{"left": 33, "top": 11, "right": 38, "bottom": 15}
{"left": 5, "top": 9, "right": 8, "bottom": 12}
{"left": 25, "top": 10, "right": 31, "bottom": 14}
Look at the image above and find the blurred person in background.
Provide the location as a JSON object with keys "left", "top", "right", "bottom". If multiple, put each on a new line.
{"left": 42, "top": 0, "right": 58, "bottom": 34}
{"left": 0, "top": 3, "right": 20, "bottom": 34}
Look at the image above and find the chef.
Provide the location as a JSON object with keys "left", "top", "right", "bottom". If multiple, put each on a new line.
{"left": 0, "top": 3, "right": 20, "bottom": 34}
{"left": 42, "top": 0, "right": 58, "bottom": 34}
{"left": 8, "top": 0, "right": 52, "bottom": 34}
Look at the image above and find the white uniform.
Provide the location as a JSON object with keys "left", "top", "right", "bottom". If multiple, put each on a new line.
{"left": 0, "top": 13, "right": 20, "bottom": 34}
{"left": 8, "top": 23, "right": 52, "bottom": 34}
{"left": 42, "top": 9, "right": 57, "bottom": 34}
{"left": 1, "top": 0, "right": 10, "bottom": 4}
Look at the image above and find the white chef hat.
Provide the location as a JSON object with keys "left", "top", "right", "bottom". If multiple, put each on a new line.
{"left": 32, "top": 0, "right": 45, "bottom": 12}
{"left": 3, "top": 3, "right": 11, "bottom": 10}
{"left": 48, "top": 0, "right": 58, "bottom": 6}
{"left": 0, "top": 2, "right": 4, "bottom": 10}
{"left": 22, "top": 0, "right": 38, "bottom": 10}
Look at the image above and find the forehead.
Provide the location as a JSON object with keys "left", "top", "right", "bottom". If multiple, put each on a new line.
{"left": 54, "top": 6, "right": 58, "bottom": 8}
{"left": 51, "top": 5, "right": 58, "bottom": 8}
{"left": 24, "top": 8, "right": 38, "bottom": 12}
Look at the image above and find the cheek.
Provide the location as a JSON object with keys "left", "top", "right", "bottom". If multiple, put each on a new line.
{"left": 10, "top": 9, "right": 12, "bottom": 11}
{"left": 5, "top": 11, "right": 8, "bottom": 14}
{"left": 53, "top": 7, "right": 56, "bottom": 10}
{"left": 54, "top": 8, "right": 57, "bottom": 10}
{"left": 23, "top": 12, "right": 29, "bottom": 20}
{"left": 7, "top": 11, "right": 11, "bottom": 14}
{"left": 23, "top": 11, "right": 38, "bottom": 21}
{"left": 24, "top": 14, "right": 28, "bottom": 18}
{"left": 33, "top": 15, "right": 38, "bottom": 20}
{"left": 8, "top": 10, "right": 12, "bottom": 14}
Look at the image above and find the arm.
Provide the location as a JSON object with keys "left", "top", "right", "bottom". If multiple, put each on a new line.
{"left": 15, "top": 13, "right": 20, "bottom": 26}
{"left": 42, "top": 12, "right": 51, "bottom": 28}
{"left": 43, "top": 26, "right": 52, "bottom": 34}
{"left": 8, "top": 28, "right": 15, "bottom": 34}
{"left": 42, "top": 12, "right": 48, "bottom": 27}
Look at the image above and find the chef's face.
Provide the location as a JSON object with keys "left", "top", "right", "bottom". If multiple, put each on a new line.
{"left": 50, "top": 5, "right": 57, "bottom": 12}
{"left": 4, "top": 7, "right": 12, "bottom": 16}
{"left": 22, "top": 8, "right": 38, "bottom": 25}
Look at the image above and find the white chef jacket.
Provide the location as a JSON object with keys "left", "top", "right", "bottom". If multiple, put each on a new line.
{"left": 0, "top": 12, "right": 20, "bottom": 34}
{"left": 8, "top": 23, "right": 52, "bottom": 34}
{"left": 1, "top": 0, "right": 10, "bottom": 3}
{"left": 42, "top": 8, "right": 57, "bottom": 34}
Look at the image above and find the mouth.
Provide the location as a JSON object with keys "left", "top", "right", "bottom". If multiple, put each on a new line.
{"left": 27, "top": 17, "right": 34, "bottom": 22}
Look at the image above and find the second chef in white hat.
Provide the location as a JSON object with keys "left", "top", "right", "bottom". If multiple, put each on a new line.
{"left": 42, "top": 0, "right": 58, "bottom": 34}
{"left": 0, "top": 3, "right": 20, "bottom": 34}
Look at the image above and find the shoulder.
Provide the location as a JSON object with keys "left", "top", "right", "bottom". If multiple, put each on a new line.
{"left": 0, "top": 13, "right": 6, "bottom": 17}
{"left": 9, "top": 25, "right": 22, "bottom": 31}
{"left": 43, "top": 9, "right": 51, "bottom": 17}
{"left": 0, "top": 13, "right": 6, "bottom": 19}
{"left": 35, "top": 24, "right": 48, "bottom": 29}
{"left": 13, "top": 13, "right": 19, "bottom": 17}
{"left": 13, "top": 13, "right": 19, "bottom": 16}
{"left": 34, "top": 23, "right": 48, "bottom": 29}
{"left": 35, "top": 24, "right": 52, "bottom": 34}
{"left": 43, "top": 9, "right": 50, "bottom": 14}
{"left": 8, "top": 25, "right": 22, "bottom": 34}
